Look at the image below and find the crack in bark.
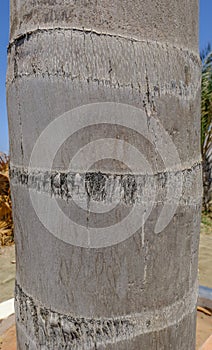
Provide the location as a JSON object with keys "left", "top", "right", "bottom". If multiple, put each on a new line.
{"left": 15, "top": 283, "right": 135, "bottom": 349}
{"left": 7, "top": 28, "right": 201, "bottom": 105}
{"left": 15, "top": 281, "right": 198, "bottom": 349}
{"left": 9, "top": 163, "right": 202, "bottom": 206}
{"left": 8, "top": 27, "right": 201, "bottom": 61}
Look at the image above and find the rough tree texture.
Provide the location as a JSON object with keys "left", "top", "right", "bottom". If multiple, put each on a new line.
{"left": 7, "top": 1, "right": 201, "bottom": 349}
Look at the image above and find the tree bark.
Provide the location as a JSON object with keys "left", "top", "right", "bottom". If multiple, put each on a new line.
{"left": 7, "top": 1, "right": 201, "bottom": 349}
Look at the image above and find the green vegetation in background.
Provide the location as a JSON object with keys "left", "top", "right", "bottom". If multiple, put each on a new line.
{"left": 201, "top": 44, "right": 212, "bottom": 212}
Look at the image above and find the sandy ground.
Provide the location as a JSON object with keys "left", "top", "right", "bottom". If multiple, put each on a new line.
{"left": 0, "top": 324, "right": 16, "bottom": 350}
{"left": 0, "top": 315, "right": 16, "bottom": 350}
{"left": 196, "top": 311, "right": 212, "bottom": 349}
{"left": 199, "top": 231, "right": 212, "bottom": 288}
{"left": 0, "top": 246, "right": 15, "bottom": 303}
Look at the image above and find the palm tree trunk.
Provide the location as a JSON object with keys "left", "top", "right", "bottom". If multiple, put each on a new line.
{"left": 7, "top": 1, "right": 201, "bottom": 349}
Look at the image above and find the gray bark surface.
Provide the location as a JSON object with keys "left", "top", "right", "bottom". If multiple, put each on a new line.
{"left": 7, "top": 1, "right": 201, "bottom": 349}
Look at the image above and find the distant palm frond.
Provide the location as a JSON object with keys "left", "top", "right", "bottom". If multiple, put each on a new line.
{"left": 0, "top": 153, "right": 9, "bottom": 173}
{"left": 201, "top": 45, "right": 212, "bottom": 212}
{"left": 201, "top": 50, "right": 212, "bottom": 153}
{"left": 0, "top": 153, "right": 13, "bottom": 246}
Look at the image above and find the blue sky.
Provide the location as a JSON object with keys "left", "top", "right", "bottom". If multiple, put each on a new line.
{"left": 0, "top": 1, "right": 9, "bottom": 153}
{"left": 0, "top": 0, "right": 212, "bottom": 154}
